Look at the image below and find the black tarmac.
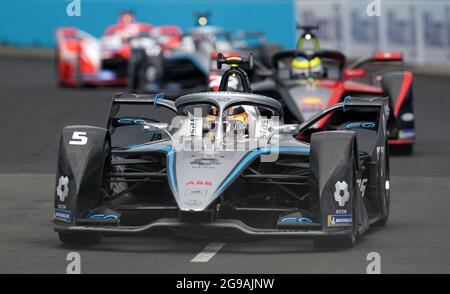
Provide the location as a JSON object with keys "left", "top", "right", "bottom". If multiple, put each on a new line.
{"left": 0, "top": 57, "right": 449, "bottom": 273}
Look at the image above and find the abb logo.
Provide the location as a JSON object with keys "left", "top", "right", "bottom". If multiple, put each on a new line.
{"left": 186, "top": 180, "right": 212, "bottom": 186}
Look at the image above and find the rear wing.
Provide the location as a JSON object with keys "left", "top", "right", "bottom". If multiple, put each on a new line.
{"left": 233, "top": 31, "right": 268, "bottom": 46}
{"left": 350, "top": 52, "right": 404, "bottom": 69}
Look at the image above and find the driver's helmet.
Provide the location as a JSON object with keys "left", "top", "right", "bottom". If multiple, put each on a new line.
{"left": 119, "top": 12, "right": 136, "bottom": 24}
{"left": 206, "top": 105, "right": 249, "bottom": 138}
{"left": 290, "top": 56, "right": 324, "bottom": 79}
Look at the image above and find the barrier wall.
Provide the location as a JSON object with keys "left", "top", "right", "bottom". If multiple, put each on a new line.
{"left": 295, "top": 0, "right": 450, "bottom": 66}
{"left": 2, "top": 0, "right": 449, "bottom": 69}
{"left": 0, "top": 0, "right": 296, "bottom": 48}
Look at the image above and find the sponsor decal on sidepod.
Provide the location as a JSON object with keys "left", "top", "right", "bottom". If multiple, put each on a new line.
{"left": 54, "top": 209, "right": 72, "bottom": 222}
{"left": 334, "top": 181, "right": 350, "bottom": 207}
{"left": 327, "top": 215, "right": 352, "bottom": 227}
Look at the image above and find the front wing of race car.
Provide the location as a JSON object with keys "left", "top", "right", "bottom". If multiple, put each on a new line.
{"left": 54, "top": 217, "right": 352, "bottom": 239}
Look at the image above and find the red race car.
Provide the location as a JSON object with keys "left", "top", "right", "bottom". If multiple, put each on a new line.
{"left": 252, "top": 49, "right": 415, "bottom": 154}
{"left": 55, "top": 12, "right": 182, "bottom": 87}
{"left": 150, "top": 26, "right": 182, "bottom": 56}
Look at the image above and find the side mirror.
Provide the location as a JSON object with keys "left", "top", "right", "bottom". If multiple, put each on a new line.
{"left": 143, "top": 122, "right": 174, "bottom": 141}
{"left": 343, "top": 68, "right": 365, "bottom": 79}
{"left": 372, "top": 51, "right": 403, "bottom": 62}
{"left": 267, "top": 124, "right": 299, "bottom": 143}
{"left": 271, "top": 124, "right": 299, "bottom": 134}
{"left": 143, "top": 122, "right": 170, "bottom": 133}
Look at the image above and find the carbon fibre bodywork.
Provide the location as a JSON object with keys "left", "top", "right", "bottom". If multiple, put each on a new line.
{"left": 54, "top": 92, "right": 390, "bottom": 248}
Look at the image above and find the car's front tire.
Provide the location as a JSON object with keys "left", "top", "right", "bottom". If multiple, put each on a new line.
{"left": 398, "top": 143, "right": 413, "bottom": 155}
{"left": 374, "top": 143, "right": 391, "bottom": 226}
{"left": 313, "top": 234, "right": 356, "bottom": 249}
{"left": 389, "top": 143, "right": 413, "bottom": 155}
{"left": 58, "top": 232, "right": 102, "bottom": 245}
{"left": 314, "top": 211, "right": 357, "bottom": 250}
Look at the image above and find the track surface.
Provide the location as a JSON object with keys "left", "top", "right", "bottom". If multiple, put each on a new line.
{"left": 0, "top": 57, "right": 449, "bottom": 273}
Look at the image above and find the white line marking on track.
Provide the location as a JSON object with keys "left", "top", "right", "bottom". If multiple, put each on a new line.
{"left": 190, "top": 242, "right": 226, "bottom": 263}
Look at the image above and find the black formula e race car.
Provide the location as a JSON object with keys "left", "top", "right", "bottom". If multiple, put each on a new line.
{"left": 53, "top": 55, "right": 391, "bottom": 249}
{"left": 252, "top": 25, "right": 415, "bottom": 154}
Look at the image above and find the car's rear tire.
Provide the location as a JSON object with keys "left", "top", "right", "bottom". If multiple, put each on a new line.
{"left": 73, "top": 54, "right": 83, "bottom": 88}
{"left": 55, "top": 48, "right": 65, "bottom": 87}
{"left": 128, "top": 49, "right": 164, "bottom": 93}
{"left": 374, "top": 210, "right": 389, "bottom": 227}
{"left": 58, "top": 232, "right": 102, "bottom": 245}
{"left": 389, "top": 143, "right": 413, "bottom": 155}
{"left": 399, "top": 143, "right": 413, "bottom": 155}
{"left": 313, "top": 234, "right": 356, "bottom": 250}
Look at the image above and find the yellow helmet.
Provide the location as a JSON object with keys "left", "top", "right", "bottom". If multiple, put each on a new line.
{"left": 291, "top": 56, "right": 324, "bottom": 78}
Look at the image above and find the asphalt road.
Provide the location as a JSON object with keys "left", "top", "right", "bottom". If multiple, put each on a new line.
{"left": 0, "top": 57, "right": 449, "bottom": 273}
